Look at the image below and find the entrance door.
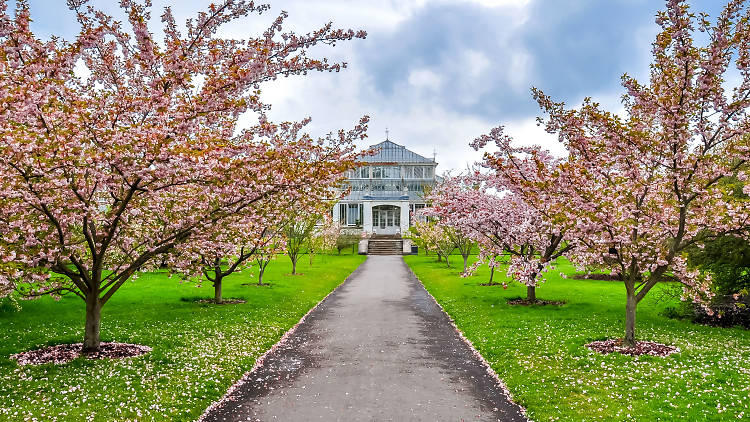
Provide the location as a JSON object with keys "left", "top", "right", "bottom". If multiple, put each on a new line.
{"left": 372, "top": 205, "right": 401, "bottom": 235}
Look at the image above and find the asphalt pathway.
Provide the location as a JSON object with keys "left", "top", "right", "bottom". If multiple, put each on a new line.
{"left": 202, "top": 255, "right": 527, "bottom": 421}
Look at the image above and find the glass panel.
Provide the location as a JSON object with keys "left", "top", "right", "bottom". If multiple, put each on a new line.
{"left": 372, "top": 166, "right": 382, "bottom": 178}
{"left": 347, "top": 204, "right": 359, "bottom": 226}
{"left": 413, "top": 167, "right": 423, "bottom": 178}
{"left": 358, "top": 166, "right": 370, "bottom": 178}
{"left": 339, "top": 204, "right": 346, "bottom": 224}
{"left": 425, "top": 167, "right": 434, "bottom": 178}
{"left": 351, "top": 181, "right": 368, "bottom": 191}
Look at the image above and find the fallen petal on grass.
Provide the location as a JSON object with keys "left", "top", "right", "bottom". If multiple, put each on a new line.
{"left": 586, "top": 339, "right": 679, "bottom": 357}
{"left": 11, "top": 342, "right": 152, "bottom": 366}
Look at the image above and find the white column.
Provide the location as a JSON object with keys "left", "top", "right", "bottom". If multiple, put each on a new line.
{"left": 363, "top": 202, "right": 373, "bottom": 233}
{"left": 400, "top": 202, "right": 409, "bottom": 234}
{"left": 332, "top": 203, "right": 340, "bottom": 224}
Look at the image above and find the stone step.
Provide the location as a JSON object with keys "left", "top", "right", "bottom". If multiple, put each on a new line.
{"left": 367, "top": 239, "right": 403, "bottom": 256}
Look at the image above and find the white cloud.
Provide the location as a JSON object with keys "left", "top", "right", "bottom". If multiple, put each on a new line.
{"left": 464, "top": 50, "right": 491, "bottom": 78}
{"left": 408, "top": 68, "right": 444, "bottom": 89}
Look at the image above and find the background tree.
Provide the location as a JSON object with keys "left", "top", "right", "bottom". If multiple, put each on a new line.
{"left": 423, "top": 178, "right": 476, "bottom": 272}
{"left": 523, "top": 0, "right": 750, "bottom": 346}
{"left": 411, "top": 220, "right": 455, "bottom": 267}
{"left": 427, "top": 173, "right": 572, "bottom": 301}
{"left": 335, "top": 229, "right": 360, "bottom": 254}
{"left": 0, "top": 0, "right": 366, "bottom": 353}
{"left": 306, "top": 214, "right": 339, "bottom": 265}
{"left": 686, "top": 234, "right": 750, "bottom": 326}
{"left": 169, "top": 210, "right": 277, "bottom": 303}
{"left": 283, "top": 211, "right": 320, "bottom": 275}
{"left": 253, "top": 226, "right": 286, "bottom": 286}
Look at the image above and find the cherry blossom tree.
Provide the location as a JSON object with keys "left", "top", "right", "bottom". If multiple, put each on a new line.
{"left": 411, "top": 220, "right": 455, "bottom": 267}
{"left": 423, "top": 179, "right": 476, "bottom": 272}
{"left": 0, "top": 0, "right": 367, "bottom": 353}
{"left": 169, "top": 210, "right": 279, "bottom": 303}
{"left": 427, "top": 174, "right": 572, "bottom": 302}
{"left": 524, "top": 0, "right": 750, "bottom": 346}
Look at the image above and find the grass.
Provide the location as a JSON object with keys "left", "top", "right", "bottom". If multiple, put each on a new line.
{"left": 404, "top": 254, "right": 750, "bottom": 421}
{"left": 0, "top": 253, "right": 365, "bottom": 421}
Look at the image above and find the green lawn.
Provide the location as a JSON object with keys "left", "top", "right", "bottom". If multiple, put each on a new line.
{"left": 405, "top": 254, "right": 750, "bottom": 421}
{"left": 0, "top": 253, "right": 364, "bottom": 421}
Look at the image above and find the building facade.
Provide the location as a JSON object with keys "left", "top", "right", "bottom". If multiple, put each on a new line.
{"left": 332, "top": 139, "right": 438, "bottom": 236}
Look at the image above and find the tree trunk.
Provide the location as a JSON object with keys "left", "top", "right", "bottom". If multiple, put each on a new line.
{"left": 214, "top": 277, "right": 223, "bottom": 304}
{"left": 527, "top": 285, "right": 536, "bottom": 302}
{"left": 489, "top": 266, "right": 495, "bottom": 285}
{"left": 291, "top": 257, "right": 297, "bottom": 275}
{"left": 83, "top": 295, "right": 102, "bottom": 354}
{"left": 624, "top": 290, "right": 637, "bottom": 347}
{"left": 462, "top": 254, "right": 469, "bottom": 273}
{"left": 258, "top": 264, "right": 266, "bottom": 286}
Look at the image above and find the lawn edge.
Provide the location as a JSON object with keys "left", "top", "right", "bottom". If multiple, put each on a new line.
{"left": 196, "top": 257, "right": 366, "bottom": 421}
{"left": 404, "top": 261, "right": 532, "bottom": 421}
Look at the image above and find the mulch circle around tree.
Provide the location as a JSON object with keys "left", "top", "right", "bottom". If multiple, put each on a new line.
{"left": 478, "top": 282, "right": 502, "bottom": 287}
{"left": 11, "top": 342, "right": 152, "bottom": 366}
{"left": 586, "top": 339, "right": 679, "bottom": 357}
{"left": 195, "top": 298, "right": 247, "bottom": 305}
{"left": 507, "top": 298, "right": 566, "bottom": 306}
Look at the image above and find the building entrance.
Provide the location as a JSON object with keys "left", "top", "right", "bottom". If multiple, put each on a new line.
{"left": 372, "top": 205, "right": 401, "bottom": 235}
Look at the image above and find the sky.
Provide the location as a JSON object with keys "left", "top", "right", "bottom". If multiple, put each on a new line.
{"left": 24, "top": 0, "right": 726, "bottom": 174}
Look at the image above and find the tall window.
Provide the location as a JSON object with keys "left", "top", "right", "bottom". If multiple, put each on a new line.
{"left": 347, "top": 204, "right": 360, "bottom": 226}
{"left": 339, "top": 203, "right": 362, "bottom": 226}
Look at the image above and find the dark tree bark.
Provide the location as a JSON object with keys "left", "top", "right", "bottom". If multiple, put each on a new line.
{"left": 257, "top": 258, "right": 270, "bottom": 285}
{"left": 526, "top": 285, "right": 537, "bottom": 303}
{"left": 214, "top": 277, "right": 223, "bottom": 304}
{"left": 624, "top": 280, "right": 637, "bottom": 347}
{"left": 83, "top": 294, "right": 102, "bottom": 354}
{"left": 290, "top": 255, "right": 298, "bottom": 275}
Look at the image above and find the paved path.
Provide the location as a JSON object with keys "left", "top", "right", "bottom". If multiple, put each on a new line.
{"left": 202, "top": 256, "right": 526, "bottom": 421}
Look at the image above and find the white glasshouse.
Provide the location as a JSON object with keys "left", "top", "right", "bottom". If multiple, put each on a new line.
{"left": 332, "top": 139, "right": 438, "bottom": 236}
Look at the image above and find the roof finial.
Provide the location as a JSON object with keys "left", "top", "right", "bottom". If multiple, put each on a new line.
{"left": 432, "top": 147, "right": 437, "bottom": 162}
{"left": 385, "top": 127, "right": 389, "bottom": 140}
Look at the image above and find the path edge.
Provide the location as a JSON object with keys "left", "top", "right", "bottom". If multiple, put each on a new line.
{"left": 197, "top": 257, "right": 368, "bottom": 422}
{"left": 404, "top": 262, "right": 531, "bottom": 421}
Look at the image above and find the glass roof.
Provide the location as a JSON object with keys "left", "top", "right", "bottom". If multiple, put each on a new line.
{"left": 360, "top": 140, "right": 435, "bottom": 164}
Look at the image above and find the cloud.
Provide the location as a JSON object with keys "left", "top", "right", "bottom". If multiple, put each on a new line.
{"left": 21, "top": 0, "right": 736, "bottom": 174}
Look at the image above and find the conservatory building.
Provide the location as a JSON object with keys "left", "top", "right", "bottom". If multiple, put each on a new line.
{"left": 332, "top": 139, "right": 438, "bottom": 236}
